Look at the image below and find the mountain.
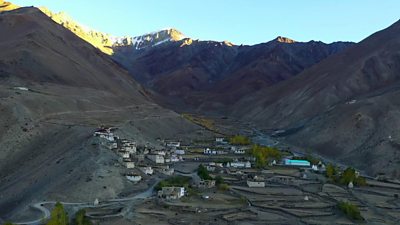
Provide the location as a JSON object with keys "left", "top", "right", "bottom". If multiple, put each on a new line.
{"left": 112, "top": 36, "right": 353, "bottom": 111}
{"left": 0, "top": 0, "right": 18, "bottom": 11}
{"left": 39, "top": 7, "right": 115, "bottom": 54}
{"left": 0, "top": 6, "right": 200, "bottom": 219}
{"left": 113, "top": 28, "right": 186, "bottom": 49}
{"left": 232, "top": 19, "right": 400, "bottom": 178}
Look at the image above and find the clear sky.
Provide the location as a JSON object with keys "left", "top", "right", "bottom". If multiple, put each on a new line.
{"left": 12, "top": 0, "right": 400, "bottom": 45}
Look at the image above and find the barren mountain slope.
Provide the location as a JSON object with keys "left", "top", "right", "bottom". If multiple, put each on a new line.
{"left": 233, "top": 19, "right": 400, "bottom": 177}
{"left": 0, "top": 7, "right": 202, "bottom": 220}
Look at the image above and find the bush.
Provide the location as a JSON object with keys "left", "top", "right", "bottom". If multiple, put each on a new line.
{"left": 73, "top": 209, "right": 92, "bottom": 225}
{"left": 338, "top": 201, "right": 363, "bottom": 221}
{"left": 218, "top": 183, "right": 230, "bottom": 191}
{"left": 155, "top": 176, "right": 191, "bottom": 191}
{"left": 229, "top": 135, "right": 251, "bottom": 145}
{"left": 197, "top": 164, "right": 212, "bottom": 180}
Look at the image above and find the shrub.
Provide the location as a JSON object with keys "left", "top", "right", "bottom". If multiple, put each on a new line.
{"left": 73, "top": 209, "right": 92, "bottom": 225}
{"left": 338, "top": 201, "right": 363, "bottom": 221}
{"left": 155, "top": 176, "right": 191, "bottom": 191}
{"left": 218, "top": 183, "right": 230, "bottom": 191}
{"left": 229, "top": 135, "right": 251, "bottom": 145}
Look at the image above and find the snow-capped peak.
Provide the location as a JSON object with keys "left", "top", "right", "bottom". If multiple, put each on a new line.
{"left": 112, "top": 28, "right": 186, "bottom": 50}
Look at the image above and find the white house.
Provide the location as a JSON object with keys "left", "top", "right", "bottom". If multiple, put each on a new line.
{"left": 158, "top": 187, "right": 185, "bottom": 200}
{"left": 126, "top": 174, "right": 142, "bottom": 182}
{"left": 215, "top": 137, "right": 225, "bottom": 143}
{"left": 234, "top": 149, "right": 246, "bottom": 154}
{"left": 175, "top": 149, "right": 185, "bottom": 155}
{"left": 247, "top": 180, "right": 265, "bottom": 188}
{"left": 139, "top": 166, "right": 154, "bottom": 175}
{"left": 166, "top": 141, "right": 181, "bottom": 148}
{"left": 170, "top": 154, "right": 182, "bottom": 162}
{"left": 125, "top": 161, "right": 135, "bottom": 169}
{"left": 204, "top": 148, "right": 217, "bottom": 155}
{"left": 228, "top": 161, "right": 251, "bottom": 168}
{"left": 147, "top": 154, "right": 165, "bottom": 164}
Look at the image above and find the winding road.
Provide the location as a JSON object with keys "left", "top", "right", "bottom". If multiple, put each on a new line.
{"left": 13, "top": 180, "right": 159, "bottom": 225}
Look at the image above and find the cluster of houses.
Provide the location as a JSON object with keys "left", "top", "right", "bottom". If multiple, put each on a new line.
{"left": 94, "top": 127, "right": 187, "bottom": 183}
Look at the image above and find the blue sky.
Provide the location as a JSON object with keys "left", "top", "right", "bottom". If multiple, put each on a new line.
{"left": 12, "top": 0, "right": 400, "bottom": 45}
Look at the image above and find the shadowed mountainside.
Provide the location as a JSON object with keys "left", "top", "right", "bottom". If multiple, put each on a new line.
{"left": 232, "top": 19, "right": 400, "bottom": 178}
{"left": 112, "top": 37, "right": 353, "bottom": 112}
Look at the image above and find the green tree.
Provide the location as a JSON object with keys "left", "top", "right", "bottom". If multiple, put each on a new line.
{"left": 197, "top": 164, "right": 212, "bottom": 180}
{"left": 46, "top": 202, "right": 69, "bottom": 225}
{"left": 3, "top": 222, "right": 15, "bottom": 225}
{"left": 250, "top": 144, "right": 282, "bottom": 168}
{"left": 326, "top": 164, "right": 337, "bottom": 179}
{"left": 73, "top": 209, "right": 92, "bottom": 225}
{"left": 340, "top": 167, "right": 356, "bottom": 185}
{"left": 215, "top": 176, "right": 224, "bottom": 186}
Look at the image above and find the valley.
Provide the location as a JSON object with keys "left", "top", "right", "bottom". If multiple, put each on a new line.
{"left": 0, "top": 0, "right": 400, "bottom": 224}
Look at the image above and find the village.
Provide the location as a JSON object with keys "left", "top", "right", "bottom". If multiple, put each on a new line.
{"left": 87, "top": 126, "right": 400, "bottom": 224}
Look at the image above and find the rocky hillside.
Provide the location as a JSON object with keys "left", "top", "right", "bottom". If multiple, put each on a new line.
{"left": 233, "top": 19, "right": 400, "bottom": 178}
{"left": 0, "top": 6, "right": 200, "bottom": 219}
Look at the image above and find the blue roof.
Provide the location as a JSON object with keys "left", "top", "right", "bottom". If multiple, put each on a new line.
{"left": 284, "top": 159, "right": 311, "bottom": 166}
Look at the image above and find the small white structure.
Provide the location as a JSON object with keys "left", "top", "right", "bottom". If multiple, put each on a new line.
{"left": 158, "top": 187, "right": 185, "bottom": 200}
{"left": 206, "top": 165, "right": 216, "bottom": 172}
{"left": 166, "top": 141, "right": 181, "bottom": 148}
{"left": 121, "top": 151, "right": 130, "bottom": 159}
{"left": 348, "top": 181, "right": 354, "bottom": 189}
{"left": 14, "top": 87, "right": 29, "bottom": 91}
{"left": 311, "top": 165, "right": 319, "bottom": 171}
{"left": 147, "top": 154, "right": 165, "bottom": 164}
{"left": 204, "top": 148, "right": 217, "bottom": 155}
{"left": 234, "top": 149, "right": 246, "bottom": 154}
{"left": 304, "top": 196, "right": 309, "bottom": 201}
{"left": 215, "top": 137, "right": 225, "bottom": 143}
{"left": 94, "top": 198, "right": 99, "bottom": 206}
{"left": 170, "top": 154, "right": 182, "bottom": 162}
{"left": 139, "top": 166, "right": 154, "bottom": 175}
{"left": 175, "top": 149, "right": 185, "bottom": 155}
{"left": 247, "top": 180, "right": 265, "bottom": 188}
{"left": 126, "top": 174, "right": 142, "bottom": 182}
{"left": 227, "top": 161, "right": 251, "bottom": 168}
{"left": 125, "top": 161, "right": 135, "bottom": 169}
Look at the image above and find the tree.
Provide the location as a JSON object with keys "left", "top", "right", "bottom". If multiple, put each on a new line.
{"left": 3, "top": 222, "right": 15, "bottom": 225}
{"left": 197, "top": 164, "right": 212, "bottom": 180}
{"left": 73, "top": 209, "right": 92, "bottom": 225}
{"left": 325, "top": 164, "right": 337, "bottom": 179}
{"left": 340, "top": 167, "right": 356, "bottom": 185}
{"left": 215, "top": 176, "right": 224, "bottom": 186}
{"left": 250, "top": 145, "right": 282, "bottom": 168}
{"left": 46, "top": 202, "right": 69, "bottom": 225}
